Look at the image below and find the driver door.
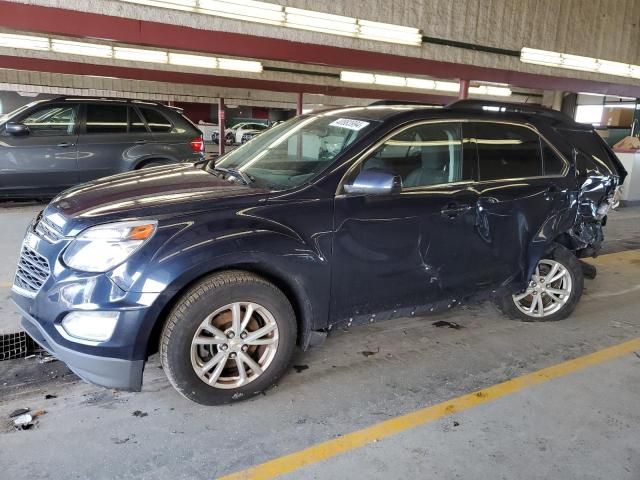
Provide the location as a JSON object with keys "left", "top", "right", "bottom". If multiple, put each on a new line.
{"left": 330, "top": 121, "right": 478, "bottom": 322}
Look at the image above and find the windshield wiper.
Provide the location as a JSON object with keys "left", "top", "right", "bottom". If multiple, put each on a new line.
{"left": 211, "top": 166, "right": 254, "bottom": 185}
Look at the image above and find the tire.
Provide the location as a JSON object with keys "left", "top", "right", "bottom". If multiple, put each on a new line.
{"left": 160, "top": 271, "right": 297, "bottom": 405}
{"left": 139, "top": 160, "right": 168, "bottom": 169}
{"left": 498, "top": 244, "right": 584, "bottom": 322}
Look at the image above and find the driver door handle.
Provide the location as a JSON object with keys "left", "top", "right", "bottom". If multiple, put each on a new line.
{"left": 57, "top": 142, "right": 74, "bottom": 148}
{"left": 441, "top": 203, "right": 472, "bottom": 218}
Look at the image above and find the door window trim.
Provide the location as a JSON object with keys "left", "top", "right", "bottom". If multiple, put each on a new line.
{"left": 336, "top": 118, "right": 570, "bottom": 195}
{"left": 15, "top": 102, "right": 80, "bottom": 137}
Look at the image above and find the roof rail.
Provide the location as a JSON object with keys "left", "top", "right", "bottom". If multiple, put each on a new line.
{"left": 447, "top": 99, "right": 575, "bottom": 124}
{"left": 368, "top": 100, "right": 437, "bottom": 107}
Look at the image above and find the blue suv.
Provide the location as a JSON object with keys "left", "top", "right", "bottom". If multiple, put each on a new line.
{"left": 12, "top": 101, "right": 626, "bottom": 404}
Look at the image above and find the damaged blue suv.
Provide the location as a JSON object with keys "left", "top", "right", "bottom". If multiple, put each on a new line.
{"left": 12, "top": 100, "right": 626, "bottom": 405}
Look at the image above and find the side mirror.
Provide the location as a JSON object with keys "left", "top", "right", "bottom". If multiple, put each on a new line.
{"left": 5, "top": 122, "right": 29, "bottom": 136}
{"left": 343, "top": 169, "right": 402, "bottom": 195}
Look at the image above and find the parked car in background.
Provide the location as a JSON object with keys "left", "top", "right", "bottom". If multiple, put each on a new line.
{"left": 12, "top": 101, "right": 626, "bottom": 405}
{"left": 0, "top": 97, "right": 204, "bottom": 198}
{"left": 197, "top": 121, "right": 219, "bottom": 144}
{"left": 232, "top": 122, "right": 269, "bottom": 144}
{"left": 240, "top": 128, "right": 265, "bottom": 143}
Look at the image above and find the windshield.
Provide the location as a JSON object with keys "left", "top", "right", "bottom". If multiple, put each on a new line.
{"left": 212, "top": 113, "right": 378, "bottom": 190}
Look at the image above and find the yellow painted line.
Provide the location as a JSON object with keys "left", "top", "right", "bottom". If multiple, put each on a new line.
{"left": 220, "top": 337, "right": 640, "bottom": 480}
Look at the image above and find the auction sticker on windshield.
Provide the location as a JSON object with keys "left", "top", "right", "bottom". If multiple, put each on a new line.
{"left": 329, "top": 118, "right": 370, "bottom": 131}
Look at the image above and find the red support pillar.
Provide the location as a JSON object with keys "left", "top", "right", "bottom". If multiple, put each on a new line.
{"left": 296, "top": 91, "right": 303, "bottom": 115}
{"left": 458, "top": 79, "right": 469, "bottom": 100}
{"left": 218, "top": 97, "right": 225, "bottom": 156}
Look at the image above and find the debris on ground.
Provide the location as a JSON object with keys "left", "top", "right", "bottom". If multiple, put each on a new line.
{"left": 293, "top": 365, "right": 309, "bottom": 373}
{"left": 37, "top": 355, "right": 58, "bottom": 364}
{"left": 111, "top": 435, "right": 137, "bottom": 444}
{"left": 360, "top": 348, "right": 380, "bottom": 357}
{"left": 433, "top": 320, "right": 463, "bottom": 330}
{"left": 11, "top": 409, "right": 43, "bottom": 430}
{"left": 132, "top": 410, "right": 148, "bottom": 418}
{"left": 45, "top": 394, "right": 57, "bottom": 400}
{"left": 13, "top": 413, "right": 34, "bottom": 430}
{"left": 453, "top": 420, "right": 460, "bottom": 427}
{"left": 9, "top": 408, "right": 30, "bottom": 418}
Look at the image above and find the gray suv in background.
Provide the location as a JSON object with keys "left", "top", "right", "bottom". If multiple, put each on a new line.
{"left": 0, "top": 97, "right": 205, "bottom": 198}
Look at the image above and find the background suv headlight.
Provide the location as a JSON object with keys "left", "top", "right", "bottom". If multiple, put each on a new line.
{"left": 63, "top": 220, "right": 157, "bottom": 273}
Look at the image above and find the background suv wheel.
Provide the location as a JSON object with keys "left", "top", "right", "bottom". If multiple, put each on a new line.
{"left": 160, "top": 271, "right": 297, "bottom": 405}
{"left": 498, "top": 244, "right": 584, "bottom": 322}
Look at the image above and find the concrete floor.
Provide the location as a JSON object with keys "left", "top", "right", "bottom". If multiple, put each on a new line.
{"left": 0, "top": 202, "right": 639, "bottom": 478}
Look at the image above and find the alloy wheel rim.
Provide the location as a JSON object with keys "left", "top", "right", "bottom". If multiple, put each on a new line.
{"left": 513, "top": 259, "right": 572, "bottom": 318}
{"left": 190, "top": 302, "right": 279, "bottom": 389}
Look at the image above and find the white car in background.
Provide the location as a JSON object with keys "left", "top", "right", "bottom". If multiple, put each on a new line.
{"left": 197, "top": 121, "right": 218, "bottom": 144}
{"left": 232, "top": 122, "right": 269, "bottom": 144}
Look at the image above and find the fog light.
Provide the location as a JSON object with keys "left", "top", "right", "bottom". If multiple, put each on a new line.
{"left": 60, "top": 311, "right": 119, "bottom": 342}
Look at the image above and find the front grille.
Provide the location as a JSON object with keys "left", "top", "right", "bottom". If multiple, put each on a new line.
{"left": 35, "top": 215, "right": 64, "bottom": 243}
{"left": 13, "top": 246, "right": 50, "bottom": 296}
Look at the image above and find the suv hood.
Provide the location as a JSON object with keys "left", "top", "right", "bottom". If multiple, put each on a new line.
{"left": 46, "top": 163, "right": 269, "bottom": 233}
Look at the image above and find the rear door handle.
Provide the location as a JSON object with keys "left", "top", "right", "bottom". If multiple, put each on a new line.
{"left": 135, "top": 139, "right": 148, "bottom": 144}
{"left": 57, "top": 142, "right": 73, "bottom": 148}
{"left": 441, "top": 203, "right": 472, "bottom": 218}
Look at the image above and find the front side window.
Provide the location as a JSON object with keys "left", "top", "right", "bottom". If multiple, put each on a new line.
{"left": 213, "top": 114, "right": 378, "bottom": 190}
{"left": 20, "top": 105, "right": 77, "bottom": 136}
{"left": 86, "top": 104, "right": 127, "bottom": 134}
{"left": 474, "top": 123, "right": 543, "bottom": 181}
{"left": 360, "top": 122, "right": 469, "bottom": 188}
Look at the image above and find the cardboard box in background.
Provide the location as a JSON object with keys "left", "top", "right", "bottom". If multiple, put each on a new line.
{"left": 602, "top": 107, "right": 634, "bottom": 127}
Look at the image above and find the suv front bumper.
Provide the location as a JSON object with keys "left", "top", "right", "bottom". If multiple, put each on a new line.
{"left": 14, "top": 300, "right": 144, "bottom": 391}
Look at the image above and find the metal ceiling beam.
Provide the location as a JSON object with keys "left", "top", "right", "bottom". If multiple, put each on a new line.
{"left": 0, "top": 1, "right": 639, "bottom": 98}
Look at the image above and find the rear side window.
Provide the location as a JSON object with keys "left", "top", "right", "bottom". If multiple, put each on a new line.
{"left": 139, "top": 108, "right": 173, "bottom": 133}
{"left": 20, "top": 105, "right": 77, "bottom": 136}
{"left": 86, "top": 104, "right": 127, "bottom": 134}
{"left": 474, "top": 123, "right": 543, "bottom": 180}
{"left": 541, "top": 143, "right": 566, "bottom": 176}
{"left": 129, "top": 107, "right": 148, "bottom": 133}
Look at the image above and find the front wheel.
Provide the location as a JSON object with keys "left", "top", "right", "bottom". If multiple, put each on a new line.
{"left": 160, "top": 271, "right": 297, "bottom": 405}
{"left": 498, "top": 244, "right": 584, "bottom": 322}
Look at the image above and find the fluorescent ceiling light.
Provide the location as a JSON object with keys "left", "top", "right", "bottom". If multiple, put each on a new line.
{"left": 374, "top": 74, "right": 406, "bottom": 87}
{"left": 51, "top": 39, "right": 113, "bottom": 58}
{"left": 357, "top": 20, "right": 422, "bottom": 46}
{"left": 198, "top": 0, "right": 285, "bottom": 23}
{"left": 285, "top": 7, "right": 357, "bottom": 35}
{"left": 169, "top": 52, "right": 217, "bottom": 68}
{"left": 114, "top": 47, "right": 169, "bottom": 63}
{"left": 469, "top": 85, "right": 512, "bottom": 97}
{"left": 434, "top": 81, "right": 459, "bottom": 92}
{"left": 521, "top": 47, "right": 640, "bottom": 79}
{"left": 0, "top": 33, "right": 50, "bottom": 51}
{"left": 118, "top": 0, "right": 422, "bottom": 46}
{"left": 217, "top": 58, "right": 263, "bottom": 72}
{"left": 406, "top": 78, "right": 436, "bottom": 90}
{"left": 561, "top": 54, "right": 599, "bottom": 72}
{"left": 341, "top": 71, "right": 376, "bottom": 84}
{"left": 341, "top": 71, "right": 510, "bottom": 97}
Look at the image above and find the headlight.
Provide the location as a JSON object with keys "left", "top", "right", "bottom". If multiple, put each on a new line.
{"left": 63, "top": 220, "right": 157, "bottom": 273}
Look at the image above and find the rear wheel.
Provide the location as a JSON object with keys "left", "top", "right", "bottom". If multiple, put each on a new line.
{"left": 499, "top": 244, "right": 583, "bottom": 322}
{"left": 160, "top": 271, "right": 296, "bottom": 405}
